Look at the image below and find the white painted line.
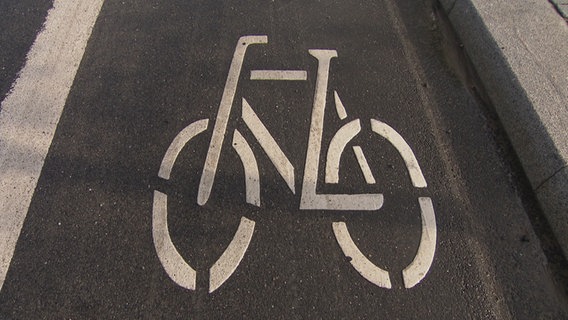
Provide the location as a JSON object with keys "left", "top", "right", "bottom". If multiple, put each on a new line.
{"left": 333, "top": 91, "right": 348, "bottom": 120}
{"left": 353, "top": 146, "right": 376, "bottom": 184}
{"left": 232, "top": 130, "right": 261, "bottom": 206}
{"left": 158, "top": 119, "right": 209, "bottom": 180}
{"left": 332, "top": 222, "right": 392, "bottom": 289}
{"left": 153, "top": 191, "right": 197, "bottom": 290}
{"left": 301, "top": 50, "right": 337, "bottom": 203}
{"left": 370, "top": 119, "right": 427, "bottom": 188}
{"left": 242, "top": 98, "right": 295, "bottom": 194}
{"left": 325, "top": 119, "right": 361, "bottom": 184}
{"left": 302, "top": 193, "right": 384, "bottom": 211}
{"left": 209, "top": 217, "right": 255, "bottom": 293}
{"left": 198, "top": 35, "right": 268, "bottom": 206}
{"left": 402, "top": 197, "right": 437, "bottom": 288}
{"left": 0, "top": 0, "right": 104, "bottom": 292}
{"left": 300, "top": 50, "right": 382, "bottom": 211}
{"left": 250, "top": 70, "right": 307, "bottom": 81}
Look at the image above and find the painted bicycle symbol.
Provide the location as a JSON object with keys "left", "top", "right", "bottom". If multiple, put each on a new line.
{"left": 153, "top": 35, "right": 437, "bottom": 293}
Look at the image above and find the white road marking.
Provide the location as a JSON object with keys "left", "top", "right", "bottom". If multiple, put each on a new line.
{"left": 242, "top": 98, "right": 295, "bottom": 194}
{"left": 370, "top": 119, "right": 427, "bottom": 188}
{"left": 402, "top": 197, "right": 437, "bottom": 288}
{"left": 325, "top": 119, "right": 361, "bottom": 184}
{"left": 352, "top": 146, "right": 376, "bottom": 184}
{"left": 250, "top": 70, "right": 307, "bottom": 81}
{"left": 153, "top": 191, "right": 197, "bottom": 290}
{"left": 155, "top": 128, "right": 258, "bottom": 292}
{"left": 158, "top": 119, "right": 209, "bottom": 180}
{"left": 332, "top": 222, "right": 392, "bottom": 289}
{"left": 209, "top": 217, "right": 255, "bottom": 293}
{"left": 301, "top": 193, "right": 384, "bottom": 210}
{"left": 300, "top": 50, "right": 382, "bottom": 211}
{"left": 198, "top": 35, "right": 268, "bottom": 206}
{"left": 232, "top": 130, "right": 261, "bottom": 206}
{"left": 155, "top": 192, "right": 256, "bottom": 293}
{"left": 0, "top": 0, "right": 104, "bottom": 292}
{"left": 301, "top": 49, "right": 337, "bottom": 199}
{"left": 333, "top": 91, "right": 348, "bottom": 120}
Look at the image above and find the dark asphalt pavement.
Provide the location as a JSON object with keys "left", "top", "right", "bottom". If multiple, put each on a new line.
{"left": 0, "top": 0, "right": 567, "bottom": 319}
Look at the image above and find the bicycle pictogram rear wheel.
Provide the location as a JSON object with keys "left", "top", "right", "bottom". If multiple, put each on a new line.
{"left": 328, "top": 117, "right": 437, "bottom": 289}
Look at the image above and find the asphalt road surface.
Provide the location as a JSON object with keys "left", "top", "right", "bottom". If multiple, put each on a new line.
{"left": 0, "top": 0, "right": 567, "bottom": 319}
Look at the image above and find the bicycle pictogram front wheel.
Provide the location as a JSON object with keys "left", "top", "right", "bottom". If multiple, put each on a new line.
{"left": 153, "top": 119, "right": 257, "bottom": 293}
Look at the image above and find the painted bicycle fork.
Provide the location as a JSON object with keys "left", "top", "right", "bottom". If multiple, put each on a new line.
{"left": 153, "top": 35, "right": 437, "bottom": 293}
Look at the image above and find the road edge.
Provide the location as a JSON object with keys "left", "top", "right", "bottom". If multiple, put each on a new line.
{"left": 437, "top": 0, "right": 568, "bottom": 256}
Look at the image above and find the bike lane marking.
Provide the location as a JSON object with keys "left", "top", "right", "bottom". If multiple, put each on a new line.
{"left": 370, "top": 119, "right": 427, "bottom": 188}
{"left": 402, "top": 197, "right": 437, "bottom": 288}
{"left": 352, "top": 146, "right": 376, "bottom": 184}
{"left": 300, "top": 49, "right": 384, "bottom": 211}
{"left": 153, "top": 191, "right": 198, "bottom": 290}
{"left": 242, "top": 98, "right": 295, "bottom": 194}
{"left": 158, "top": 119, "right": 210, "bottom": 180}
{"left": 250, "top": 70, "right": 307, "bottom": 81}
{"left": 232, "top": 130, "right": 261, "bottom": 206}
{"left": 152, "top": 36, "right": 437, "bottom": 293}
{"left": 197, "top": 36, "right": 268, "bottom": 206}
{"left": 0, "top": 0, "right": 104, "bottom": 292}
{"left": 324, "top": 119, "right": 362, "bottom": 184}
{"left": 333, "top": 91, "right": 348, "bottom": 120}
{"left": 209, "top": 217, "right": 256, "bottom": 293}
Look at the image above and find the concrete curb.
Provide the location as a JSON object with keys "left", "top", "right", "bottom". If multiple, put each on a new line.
{"left": 438, "top": 0, "right": 568, "bottom": 255}
{"left": 550, "top": 0, "right": 568, "bottom": 20}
